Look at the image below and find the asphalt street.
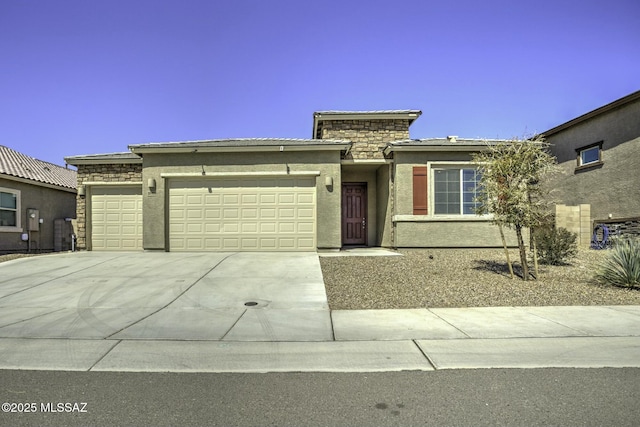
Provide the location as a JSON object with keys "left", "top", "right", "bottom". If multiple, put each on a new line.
{"left": 1, "top": 369, "right": 639, "bottom": 426}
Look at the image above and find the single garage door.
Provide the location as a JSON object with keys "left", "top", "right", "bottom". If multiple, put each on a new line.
{"left": 169, "top": 177, "right": 316, "bottom": 251}
{"left": 91, "top": 186, "right": 143, "bottom": 251}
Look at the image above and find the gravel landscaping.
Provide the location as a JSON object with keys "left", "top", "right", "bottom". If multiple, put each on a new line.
{"left": 320, "top": 248, "right": 640, "bottom": 309}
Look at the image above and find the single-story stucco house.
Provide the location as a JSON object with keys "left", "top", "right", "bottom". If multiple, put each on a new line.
{"left": 65, "top": 111, "right": 519, "bottom": 252}
{"left": 0, "top": 146, "right": 77, "bottom": 253}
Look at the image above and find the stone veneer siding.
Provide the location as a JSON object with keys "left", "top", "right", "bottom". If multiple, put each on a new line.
{"left": 75, "top": 163, "right": 142, "bottom": 249}
{"left": 318, "top": 119, "right": 410, "bottom": 159}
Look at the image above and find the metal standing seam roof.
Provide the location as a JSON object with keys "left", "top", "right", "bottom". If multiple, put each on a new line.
{"left": 0, "top": 146, "right": 77, "bottom": 190}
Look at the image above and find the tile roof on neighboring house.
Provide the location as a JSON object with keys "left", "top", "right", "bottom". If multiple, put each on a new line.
{"left": 0, "top": 146, "right": 77, "bottom": 190}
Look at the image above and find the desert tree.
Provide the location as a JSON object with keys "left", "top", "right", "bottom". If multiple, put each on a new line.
{"left": 472, "top": 136, "right": 557, "bottom": 280}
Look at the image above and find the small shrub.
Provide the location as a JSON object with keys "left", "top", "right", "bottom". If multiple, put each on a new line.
{"left": 594, "top": 238, "right": 640, "bottom": 289}
{"left": 534, "top": 226, "right": 578, "bottom": 265}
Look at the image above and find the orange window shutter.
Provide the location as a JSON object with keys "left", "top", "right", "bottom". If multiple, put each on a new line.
{"left": 413, "top": 166, "right": 428, "bottom": 215}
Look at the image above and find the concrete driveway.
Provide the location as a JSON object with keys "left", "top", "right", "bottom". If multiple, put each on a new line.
{"left": 0, "top": 251, "right": 332, "bottom": 341}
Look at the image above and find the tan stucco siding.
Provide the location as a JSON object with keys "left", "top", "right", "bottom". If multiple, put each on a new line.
{"left": 395, "top": 220, "right": 520, "bottom": 248}
{"left": 376, "top": 165, "right": 393, "bottom": 247}
{"left": 141, "top": 151, "right": 343, "bottom": 251}
{"left": 551, "top": 138, "right": 640, "bottom": 221}
{"left": 394, "top": 151, "right": 476, "bottom": 216}
{"left": 0, "top": 178, "right": 76, "bottom": 252}
{"left": 393, "top": 152, "right": 520, "bottom": 247}
{"left": 546, "top": 99, "right": 640, "bottom": 222}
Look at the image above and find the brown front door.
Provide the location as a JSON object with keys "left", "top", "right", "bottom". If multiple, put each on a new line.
{"left": 342, "top": 183, "right": 367, "bottom": 246}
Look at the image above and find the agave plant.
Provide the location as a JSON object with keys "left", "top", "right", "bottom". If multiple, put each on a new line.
{"left": 594, "top": 238, "right": 640, "bottom": 288}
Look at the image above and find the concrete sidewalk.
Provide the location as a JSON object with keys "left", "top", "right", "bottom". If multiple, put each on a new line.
{"left": 0, "top": 305, "right": 638, "bottom": 372}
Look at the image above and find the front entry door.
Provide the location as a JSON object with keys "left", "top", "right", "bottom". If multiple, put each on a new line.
{"left": 342, "top": 183, "right": 367, "bottom": 245}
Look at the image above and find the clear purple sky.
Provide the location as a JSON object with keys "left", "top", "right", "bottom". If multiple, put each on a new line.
{"left": 2, "top": 0, "right": 638, "bottom": 166}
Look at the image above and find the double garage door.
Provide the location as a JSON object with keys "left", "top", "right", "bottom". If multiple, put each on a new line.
{"left": 169, "top": 177, "right": 316, "bottom": 251}
{"left": 91, "top": 186, "right": 143, "bottom": 251}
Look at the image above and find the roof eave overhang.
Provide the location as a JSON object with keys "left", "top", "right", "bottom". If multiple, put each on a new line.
{"left": 312, "top": 111, "right": 422, "bottom": 139}
{"left": 129, "top": 144, "right": 351, "bottom": 154}
{"left": 541, "top": 90, "right": 640, "bottom": 137}
{"left": 64, "top": 157, "right": 142, "bottom": 166}
{"left": 383, "top": 144, "right": 492, "bottom": 155}
{"left": 313, "top": 111, "right": 421, "bottom": 122}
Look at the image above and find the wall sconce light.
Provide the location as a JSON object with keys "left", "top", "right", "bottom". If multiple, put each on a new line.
{"left": 325, "top": 176, "right": 333, "bottom": 188}
{"left": 147, "top": 178, "right": 157, "bottom": 189}
{"left": 77, "top": 185, "right": 85, "bottom": 197}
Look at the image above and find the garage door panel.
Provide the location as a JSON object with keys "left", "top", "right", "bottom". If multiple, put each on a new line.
{"left": 278, "top": 223, "right": 295, "bottom": 233}
{"left": 278, "top": 208, "right": 295, "bottom": 218}
{"left": 223, "top": 194, "right": 239, "bottom": 204}
{"left": 259, "top": 208, "right": 276, "bottom": 218}
{"left": 259, "top": 194, "right": 276, "bottom": 204}
{"left": 241, "top": 208, "right": 258, "bottom": 219}
{"left": 187, "top": 223, "right": 203, "bottom": 233}
{"left": 260, "top": 223, "right": 276, "bottom": 232}
{"left": 169, "top": 177, "right": 316, "bottom": 251}
{"left": 223, "top": 223, "right": 239, "bottom": 233}
{"left": 187, "top": 195, "right": 203, "bottom": 205}
{"left": 223, "top": 208, "right": 239, "bottom": 219}
{"left": 297, "top": 208, "right": 314, "bottom": 218}
{"left": 222, "top": 238, "right": 240, "bottom": 249}
{"left": 204, "top": 194, "right": 221, "bottom": 204}
{"left": 205, "top": 208, "right": 221, "bottom": 219}
{"left": 241, "top": 223, "right": 258, "bottom": 232}
{"left": 91, "top": 186, "right": 143, "bottom": 251}
{"left": 241, "top": 194, "right": 258, "bottom": 204}
{"left": 187, "top": 209, "right": 203, "bottom": 219}
{"left": 297, "top": 193, "right": 314, "bottom": 204}
{"left": 298, "top": 222, "right": 314, "bottom": 233}
{"left": 205, "top": 223, "right": 221, "bottom": 233}
{"left": 278, "top": 194, "right": 295, "bottom": 204}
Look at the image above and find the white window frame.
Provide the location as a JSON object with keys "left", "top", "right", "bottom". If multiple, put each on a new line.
{"left": 431, "top": 163, "right": 484, "bottom": 218}
{"left": 0, "top": 187, "right": 22, "bottom": 232}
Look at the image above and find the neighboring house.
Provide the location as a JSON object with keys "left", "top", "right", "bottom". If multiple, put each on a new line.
{"left": 0, "top": 146, "right": 77, "bottom": 253}
{"left": 65, "top": 111, "right": 519, "bottom": 252}
{"left": 543, "top": 90, "right": 640, "bottom": 239}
